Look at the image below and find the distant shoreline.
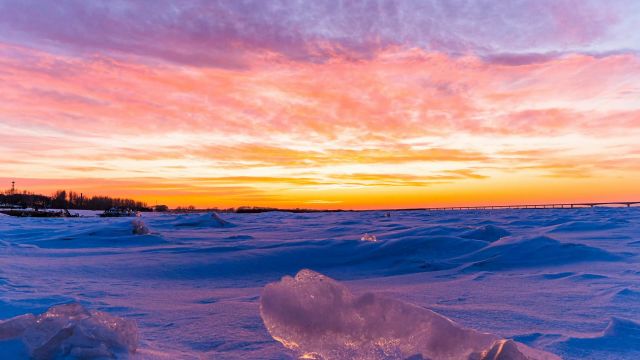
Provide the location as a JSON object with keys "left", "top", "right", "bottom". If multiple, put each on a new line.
{"left": 2, "top": 200, "right": 639, "bottom": 215}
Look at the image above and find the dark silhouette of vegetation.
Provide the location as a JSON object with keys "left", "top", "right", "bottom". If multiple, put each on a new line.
{"left": 1, "top": 187, "right": 150, "bottom": 211}
{"left": 174, "top": 205, "right": 197, "bottom": 212}
{"left": 153, "top": 204, "right": 169, "bottom": 212}
{"left": 0, "top": 191, "right": 50, "bottom": 209}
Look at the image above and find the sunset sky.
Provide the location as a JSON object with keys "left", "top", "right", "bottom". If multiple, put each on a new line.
{"left": 1, "top": 0, "right": 639, "bottom": 209}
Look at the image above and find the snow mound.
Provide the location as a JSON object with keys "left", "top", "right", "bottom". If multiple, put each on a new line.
{"left": 462, "top": 225, "right": 510, "bottom": 242}
{"left": 557, "top": 317, "right": 640, "bottom": 353}
{"left": 260, "top": 269, "right": 559, "bottom": 360}
{"left": 360, "top": 233, "right": 377, "bottom": 242}
{"left": 174, "top": 213, "right": 235, "bottom": 228}
{"left": 131, "top": 219, "right": 150, "bottom": 235}
{"left": 603, "top": 317, "right": 640, "bottom": 340}
{"left": 461, "top": 236, "right": 620, "bottom": 271}
{"left": 31, "top": 220, "right": 166, "bottom": 248}
{"left": 0, "top": 303, "right": 138, "bottom": 359}
{"left": 611, "top": 287, "right": 640, "bottom": 302}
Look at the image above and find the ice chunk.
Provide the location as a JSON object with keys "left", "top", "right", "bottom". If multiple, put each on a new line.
{"left": 0, "top": 314, "right": 36, "bottom": 340}
{"left": 260, "top": 270, "right": 559, "bottom": 360}
{"left": 0, "top": 303, "right": 138, "bottom": 359}
{"left": 132, "top": 219, "right": 150, "bottom": 235}
{"left": 361, "top": 233, "right": 377, "bottom": 242}
{"left": 480, "top": 334, "right": 561, "bottom": 359}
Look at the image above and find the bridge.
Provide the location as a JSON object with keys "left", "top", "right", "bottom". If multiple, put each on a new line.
{"left": 423, "top": 201, "right": 640, "bottom": 211}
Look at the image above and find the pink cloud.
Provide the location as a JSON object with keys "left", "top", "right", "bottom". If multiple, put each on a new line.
{"left": 0, "top": 43, "right": 639, "bottom": 208}
{"left": 2, "top": 44, "right": 639, "bottom": 142}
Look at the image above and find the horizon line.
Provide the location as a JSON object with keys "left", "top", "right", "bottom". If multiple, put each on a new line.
{"left": 180, "top": 201, "right": 640, "bottom": 212}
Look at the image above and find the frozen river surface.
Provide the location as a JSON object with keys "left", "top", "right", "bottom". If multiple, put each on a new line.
{"left": 1, "top": 208, "right": 639, "bottom": 359}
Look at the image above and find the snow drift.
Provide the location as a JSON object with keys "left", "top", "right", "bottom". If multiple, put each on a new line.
{"left": 558, "top": 317, "right": 640, "bottom": 352}
{"left": 0, "top": 303, "right": 138, "bottom": 359}
{"left": 260, "top": 269, "right": 559, "bottom": 360}
{"left": 546, "top": 317, "right": 640, "bottom": 358}
{"left": 459, "top": 236, "right": 621, "bottom": 271}
{"left": 462, "top": 225, "right": 510, "bottom": 242}
{"left": 173, "top": 212, "right": 235, "bottom": 228}
{"left": 31, "top": 219, "right": 164, "bottom": 248}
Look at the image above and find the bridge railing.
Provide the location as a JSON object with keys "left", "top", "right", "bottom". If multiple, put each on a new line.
{"left": 423, "top": 201, "right": 640, "bottom": 211}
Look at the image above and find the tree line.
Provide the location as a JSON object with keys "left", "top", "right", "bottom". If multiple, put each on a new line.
{"left": 1, "top": 189, "right": 150, "bottom": 211}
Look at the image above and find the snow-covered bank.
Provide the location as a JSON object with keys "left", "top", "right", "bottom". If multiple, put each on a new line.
{"left": 1, "top": 208, "right": 639, "bottom": 359}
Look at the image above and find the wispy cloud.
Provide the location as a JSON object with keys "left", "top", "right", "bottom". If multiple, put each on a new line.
{"left": 0, "top": 0, "right": 632, "bottom": 68}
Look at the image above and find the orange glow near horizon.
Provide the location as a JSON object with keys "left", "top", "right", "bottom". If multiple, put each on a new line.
{"left": 1, "top": 7, "right": 640, "bottom": 210}
{"left": 2, "top": 172, "right": 639, "bottom": 210}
